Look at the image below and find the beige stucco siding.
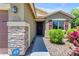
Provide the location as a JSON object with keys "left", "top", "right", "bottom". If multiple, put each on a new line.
{"left": 35, "top": 19, "right": 45, "bottom": 21}
{"left": 24, "top": 4, "right": 36, "bottom": 43}
{"left": 8, "top": 4, "right": 24, "bottom": 21}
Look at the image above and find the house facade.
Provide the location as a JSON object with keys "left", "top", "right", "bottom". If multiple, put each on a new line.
{"left": 0, "top": 3, "right": 36, "bottom": 55}
{"left": 0, "top": 3, "right": 75, "bottom": 55}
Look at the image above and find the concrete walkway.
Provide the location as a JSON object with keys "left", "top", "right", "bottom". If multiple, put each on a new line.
{"left": 29, "top": 36, "right": 50, "bottom": 56}
{"left": 0, "top": 54, "right": 9, "bottom": 56}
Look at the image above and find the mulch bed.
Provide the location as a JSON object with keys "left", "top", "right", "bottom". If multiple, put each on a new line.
{"left": 43, "top": 37, "right": 73, "bottom": 56}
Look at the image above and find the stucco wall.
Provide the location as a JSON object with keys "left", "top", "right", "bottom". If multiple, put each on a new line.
{"left": 24, "top": 4, "right": 36, "bottom": 43}
{"left": 35, "top": 19, "right": 45, "bottom": 21}
{"left": 8, "top": 3, "right": 24, "bottom": 21}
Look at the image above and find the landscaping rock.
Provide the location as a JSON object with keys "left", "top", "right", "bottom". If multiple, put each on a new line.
{"left": 43, "top": 38, "right": 73, "bottom": 56}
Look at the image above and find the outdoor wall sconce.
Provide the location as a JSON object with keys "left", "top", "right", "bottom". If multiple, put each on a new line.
{"left": 12, "top": 6, "right": 18, "bottom": 13}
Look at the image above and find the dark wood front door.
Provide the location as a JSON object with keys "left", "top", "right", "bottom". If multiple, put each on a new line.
{"left": 36, "top": 22, "right": 44, "bottom": 36}
{"left": 0, "top": 10, "right": 8, "bottom": 54}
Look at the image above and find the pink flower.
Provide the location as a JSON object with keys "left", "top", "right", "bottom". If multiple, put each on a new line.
{"left": 68, "top": 31, "right": 79, "bottom": 47}
{"left": 68, "top": 31, "right": 79, "bottom": 56}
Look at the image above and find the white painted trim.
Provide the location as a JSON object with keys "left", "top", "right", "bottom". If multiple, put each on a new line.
{"left": 52, "top": 19, "right": 65, "bottom": 29}
{"left": 52, "top": 19, "right": 66, "bottom": 20}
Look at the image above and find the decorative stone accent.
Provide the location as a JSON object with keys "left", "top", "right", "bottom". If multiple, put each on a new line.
{"left": 8, "top": 26, "right": 28, "bottom": 55}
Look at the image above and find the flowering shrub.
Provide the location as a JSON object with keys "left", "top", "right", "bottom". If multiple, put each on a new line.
{"left": 69, "top": 47, "right": 79, "bottom": 56}
{"left": 68, "top": 31, "right": 79, "bottom": 56}
{"left": 68, "top": 31, "right": 79, "bottom": 46}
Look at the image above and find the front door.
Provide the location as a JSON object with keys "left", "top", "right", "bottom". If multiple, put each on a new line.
{"left": 0, "top": 10, "right": 8, "bottom": 54}
{"left": 36, "top": 22, "right": 44, "bottom": 36}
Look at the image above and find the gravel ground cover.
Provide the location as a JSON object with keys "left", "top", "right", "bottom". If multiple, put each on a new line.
{"left": 43, "top": 37, "right": 73, "bottom": 56}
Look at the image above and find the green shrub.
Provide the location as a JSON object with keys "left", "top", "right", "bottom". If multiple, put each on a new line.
{"left": 48, "top": 29, "right": 64, "bottom": 44}
{"left": 75, "top": 18, "right": 79, "bottom": 26}
{"left": 66, "top": 29, "right": 76, "bottom": 36}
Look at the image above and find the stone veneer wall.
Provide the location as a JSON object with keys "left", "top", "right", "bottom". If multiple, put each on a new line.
{"left": 8, "top": 4, "right": 31, "bottom": 55}
{"left": 8, "top": 26, "right": 28, "bottom": 55}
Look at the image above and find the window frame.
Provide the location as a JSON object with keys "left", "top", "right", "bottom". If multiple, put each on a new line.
{"left": 52, "top": 19, "right": 66, "bottom": 29}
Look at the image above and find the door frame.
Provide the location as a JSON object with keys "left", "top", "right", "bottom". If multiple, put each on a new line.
{"left": 36, "top": 21, "right": 45, "bottom": 36}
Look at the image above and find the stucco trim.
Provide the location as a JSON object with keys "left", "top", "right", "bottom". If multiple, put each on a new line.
{"left": 7, "top": 22, "right": 29, "bottom": 26}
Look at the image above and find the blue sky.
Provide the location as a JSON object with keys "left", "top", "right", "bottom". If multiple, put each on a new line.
{"left": 35, "top": 3, "right": 79, "bottom": 13}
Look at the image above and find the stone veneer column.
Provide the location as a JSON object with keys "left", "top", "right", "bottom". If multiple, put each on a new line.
{"left": 7, "top": 22, "right": 30, "bottom": 55}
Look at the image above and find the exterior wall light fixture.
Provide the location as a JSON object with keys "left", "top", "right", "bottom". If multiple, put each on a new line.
{"left": 12, "top": 6, "right": 18, "bottom": 13}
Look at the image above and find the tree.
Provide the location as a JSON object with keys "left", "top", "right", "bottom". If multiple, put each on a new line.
{"left": 71, "top": 8, "right": 79, "bottom": 17}
{"left": 70, "top": 8, "right": 79, "bottom": 28}
{"left": 75, "top": 18, "right": 79, "bottom": 26}
{"left": 70, "top": 18, "right": 76, "bottom": 28}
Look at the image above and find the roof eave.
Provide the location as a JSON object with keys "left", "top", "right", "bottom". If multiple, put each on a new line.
{"left": 29, "top": 3, "right": 37, "bottom": 19}
{"left": 44, "top": 10, "right": 75, "bottom": 19}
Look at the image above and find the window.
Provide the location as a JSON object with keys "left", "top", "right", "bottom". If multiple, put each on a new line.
{"left": 53, "top": 20, "right": 64, "bottom": 29}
